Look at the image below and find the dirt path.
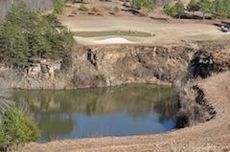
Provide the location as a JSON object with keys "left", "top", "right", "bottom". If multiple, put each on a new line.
{"left": 24, "top": 71, "right": 230, "bottom": 152}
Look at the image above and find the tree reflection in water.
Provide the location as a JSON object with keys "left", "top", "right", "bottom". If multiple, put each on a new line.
{"left": 11, "top": 84, "right": 178, "bottom": 142}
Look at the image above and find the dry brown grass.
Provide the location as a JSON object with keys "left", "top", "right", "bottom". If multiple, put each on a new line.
{"left": 168, "top": 145, "right": 226, "bottom": 152}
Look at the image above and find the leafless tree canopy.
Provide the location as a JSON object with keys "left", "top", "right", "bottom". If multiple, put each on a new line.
{"left": 0, "top": 0, "right": 53, "bottom": 18}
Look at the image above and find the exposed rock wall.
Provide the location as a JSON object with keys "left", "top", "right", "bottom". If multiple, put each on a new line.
{"left": 0, "top": 44, "right": 194, "bottom": 89}
{"left": 70, "top": 45, "right": 193, "bottom": 88}
{"left": 0, "top": 41, "right": 229, "bottom": 90}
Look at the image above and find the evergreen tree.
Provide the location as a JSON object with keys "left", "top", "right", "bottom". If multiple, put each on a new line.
{"left": 53, "top": 0, "right": 65, "bottom": 15}
{"left": 212, "top": 0, "right": 230, "bottom": 18}
{"left": 187, "top": 0, "right": 200, "bottom": 12}
{"left": 0, "top": 2, "right": 74, "bottom": 68}
{"left": 198, "top": 0, "right": 212, "bottom": 19}
{"left": 174, "top": 2, "right": 185, "bottom": 19}
{"left": 0, "top": 108, "right": 40, "bottom": 150}
{"left": 164, "top": 2, "right": 185, "bottom": 19}
{"left": 131, "top": 0, "right": 155, "bottom": 12}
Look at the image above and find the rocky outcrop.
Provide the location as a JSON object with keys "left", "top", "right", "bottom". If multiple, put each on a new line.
{"left": 0, "top": 44, "right": 194, "bottom": 89}
{"left": 187, "top": 47, "right": 230, "bottom": 80}
{"left": 0, "top": 58, "right": 63, "bottom": 89}
{"left": 188, "top": 50, "right": 214, "bottom": 79}
{"left": 0, "top": 41, "right": 229, "bottom": 90}
{"left": 70, "top": 45, "right": 194, "bottom": 88}
{"left": 176, "top": 45, "right": 230, "bottom": 127}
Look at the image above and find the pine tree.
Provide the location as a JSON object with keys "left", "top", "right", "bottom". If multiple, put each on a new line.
{"left": 187, "top": 0, "right": 200, "bottom": 12}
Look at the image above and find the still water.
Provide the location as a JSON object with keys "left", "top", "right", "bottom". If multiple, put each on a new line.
{"left": 11, "top": 84, "right": 178, "bottom": 142}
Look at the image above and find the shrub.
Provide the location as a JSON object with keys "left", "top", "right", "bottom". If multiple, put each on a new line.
{"left": 0, "top": 23, "right": 28, "bottom": 67}
{"left": 174, "top": 2, "right": 185, "bottom": 19}
{"left": 198, "top": 0, "right": 212, "bottom": 19}
{"left": 0, "top": 126, "right": 5, "bottom": 148}
{"left": 164, "top": 4, "right": 174, "bottom": 17}
{"left": 79, "top": 4, "right": 88, "bottom": 12}
{"left": 0, "top": 108, "right": 40, "bottom": 151}
{"left": 141, "top": 0, "right": 155, "bottom": 12}
{"left": 212, "top": 0, "right": 230, "bottom": 18}
{"left": 113, "top": 6, "right": 120, "bottom": 14}
{"left": 187, "top": 0, "right": 200, "bottom": 12}
{"left": 131, "top": 0, "right": 155, "bottom": 11}
{"left": 164, "top": 2, "right": 185, "bottom": 18}
{"left": 91, "top": 7, "right": 99, "bottom": 13}
{"left": 0, "top": 2, "right": 74, "bottom": 68}
{"left": 53, "top": 0, "right": 65, "bottom": 15}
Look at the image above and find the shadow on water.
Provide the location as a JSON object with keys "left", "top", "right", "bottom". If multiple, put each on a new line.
{"left": 11, "top": 84, "right": 178, "bottom": 142}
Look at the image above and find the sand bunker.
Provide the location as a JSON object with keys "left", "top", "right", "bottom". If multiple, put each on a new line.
{"left": 93, "top": 37, "right": 134, "bottom": 44}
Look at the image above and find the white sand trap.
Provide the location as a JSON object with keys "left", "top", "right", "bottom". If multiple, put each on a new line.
{"left": 93, "top": 37, "right": 134, "bottom": 44}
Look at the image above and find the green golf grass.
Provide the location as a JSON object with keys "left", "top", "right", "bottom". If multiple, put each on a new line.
{"left": 74, "top": 30, "right": 154, "bottom": 37}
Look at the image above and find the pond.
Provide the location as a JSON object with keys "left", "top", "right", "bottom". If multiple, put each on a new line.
{"left": 11, "top": 84, "right": 178, "bottom": 142}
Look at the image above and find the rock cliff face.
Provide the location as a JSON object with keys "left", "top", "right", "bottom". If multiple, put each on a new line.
{"left": 70, "top": 45, "right": 193, "bottom": 88}
{"left": 0, "top": 41, "right": 229, "bottom": 90}
{"left": 0, "top": 44, "right": 194, "bottom": 89}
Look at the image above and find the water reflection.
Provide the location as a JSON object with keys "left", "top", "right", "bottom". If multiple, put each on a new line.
{"left": 11, "top": 84, "right": 178, "bottom": 142}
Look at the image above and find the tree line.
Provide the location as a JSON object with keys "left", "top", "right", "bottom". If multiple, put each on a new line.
{"left": 0, "top": 1, "right": 74, "bottom": 68}
{"left": 120, "top": 0, "right": 230, "bottom": 19}
{"left": 164, "top": 0, "right": 230, "bottom": 19}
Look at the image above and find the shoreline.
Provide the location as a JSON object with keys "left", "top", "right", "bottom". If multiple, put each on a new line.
{"left": 23, "top": 71, "right": 230, "bottom": 151}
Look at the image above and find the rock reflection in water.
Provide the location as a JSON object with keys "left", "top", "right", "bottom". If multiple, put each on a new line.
{"left": 11, "top": 84, "right": 178, "bottom": 142}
